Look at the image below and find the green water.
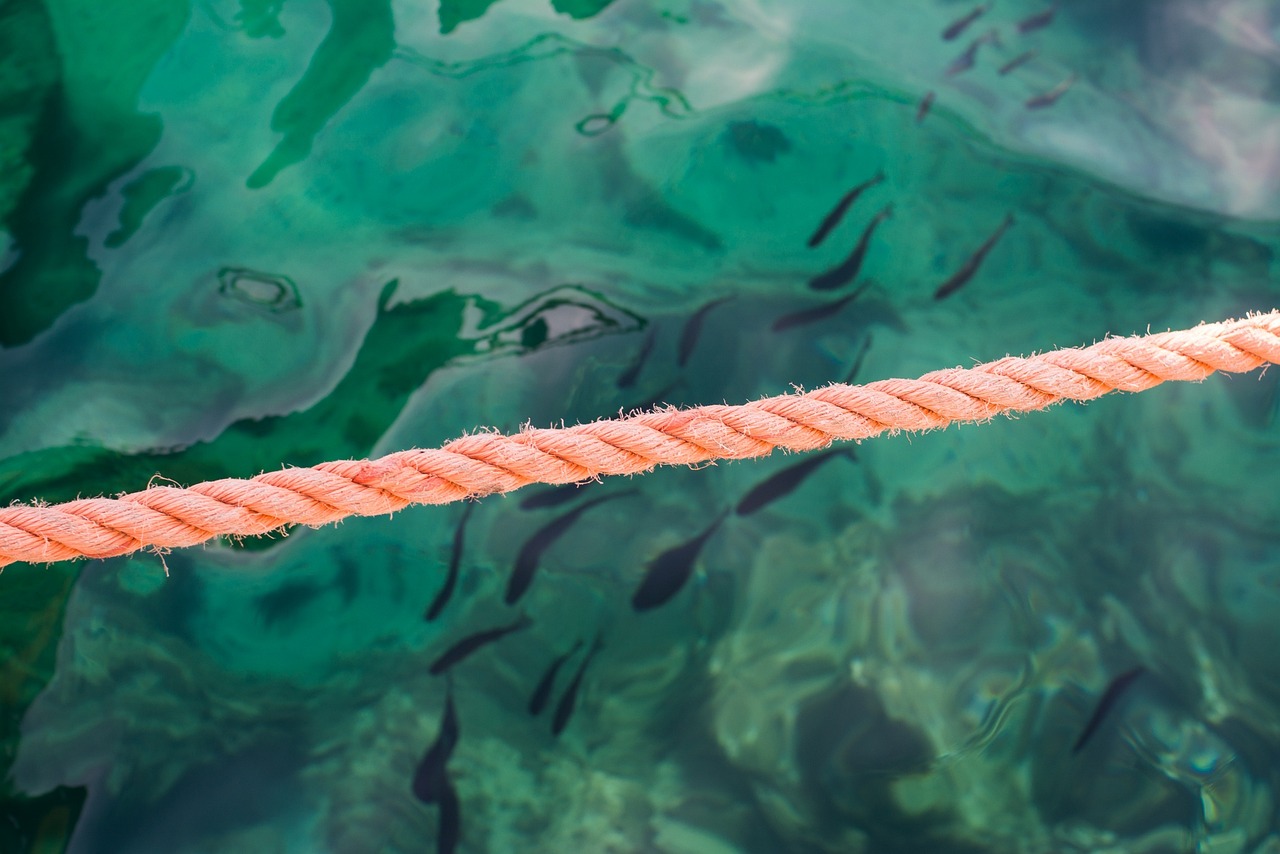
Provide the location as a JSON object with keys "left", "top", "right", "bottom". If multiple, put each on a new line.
{"left": 2, "top": 0, "right": 1280, "bottom": 851}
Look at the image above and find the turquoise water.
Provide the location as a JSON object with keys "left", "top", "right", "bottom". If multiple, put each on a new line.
{"left": 2, "top": 0, "right": 1280, "bottom": 851}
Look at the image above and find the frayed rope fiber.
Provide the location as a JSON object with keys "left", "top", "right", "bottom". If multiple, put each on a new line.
{"left": 3, "top": 311, "right": 1278, "bottom": 569}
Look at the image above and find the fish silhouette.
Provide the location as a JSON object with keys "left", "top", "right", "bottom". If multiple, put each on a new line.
{"left": 933, "top": 214, "right": 1014, "bottom": 300}
{"left": 616, "top": 326, "right": 657, "bottom": 389}
{"left": 916, "top": 91, "right": 936, "bottom": 123}
{"left": 1072, "top": 666, "right": 1146, "bottom": 753}
{"left": 809, "top": 206, "right": 893, "bottom": 291}
{"left": 998, "top": 50, "right": 1037, "bottom": 76}
{"left": 1026, "top": 74, "right": 1076, "bottom": 110}
{"left": 519, "top": 481, "right": 598, "bottom": 511}
{"left": 807, "top": 171, "right": 886, "bottom": 249}
{"left": 528, "top": 639, "right": 585, "bottom": 716}
{"left": 552, "top": 634, "right": 605, "bottom": 736}
{"left": 412, "top": 683, "right": 460, "bottom": 805}
{"left": 436, "top": 779, "right": 461, "bottom": 854}
{"left": 947, "top": 30, "right": 999, "bottom": 76}
{"left": 1017, "top": 4, "right": 1056, "bottom": 34}
{"left": 842, "top": 334, "right": 874, "bottom": 385}
{"left": 942, "top": 4, "right": 989, "bottom": 41}
{"left": 736, "top": 448, "right": 854, "bottom": 517}
{"left": 428, "top": 614, "right": 532, "bottom": 676}
{"left": 772, "top": 281, "right": 873, "bottom": 333}
{"left": 506, "top": 491, "right": 636, "bottom": 605}
{"left": 426, "top": 502, "right": 475, "bottom": 622}
{"left": 631, "top": 510, "right": 728, "bottom": 612}
{"left": 678, "top": 297, "right": 733, "bottom": 367}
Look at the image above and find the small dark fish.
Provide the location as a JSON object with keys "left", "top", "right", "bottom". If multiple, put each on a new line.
{"left": 772, "top": 281, "right": 872, "bottom": 333}
{"left": 842, "top": 334, "right": 873, "bottom": 385}
{"left": 551, "top": 634, "right": 605, "bottom": 736}
{"left": 736, "top": 448, "right": 854, "bottom": 517}
{"left": 528, "top": 639, "right": 585, "bottom": 716}
{"left": 806, "top": 171, "right": 886, "bottom": 249}
{"left": 428, "top": 614, "right": 532, "bottom": 676}
{"left": 616, "top": 326, "right": 656, "bottom": 389}
{"left": 1016, "top": 4, "right": 1056, "bottom": 34}
{"left": 933, "top": 213, "right": 1014, "bottom": 301}
{"left": 809, "top": 206, "right": 893, "bottom": 291}
{"left": 426, "top": 502, "right": 474, "bottom": 622}
{"left": 942, "top": 3, "right": 989, "bottom": 41}
{"left": 518, "top": 481, "right": 597, "bottom": 511}
{"left": 631, "top": 510, "right": 728, "bottom": 612}
{"left": 1025, "top": 73, "right": 1076, "bottom": 109}
{"left": 1071, "top": 666, "right": 1146, "bottom": 753}
{"left": 998, "top": 49, "right": 1037, "bottom": 76}
{"left": 506, "top": 491, "right": 636, "bottom": 605}
{"left": 678, "top": 297, "right": 732, "bottom": 367}
{"left": 946, "top": 43, "right": 981, "bottom": 77}
{"left": 437, "top": 779, "right": 461, "bottom": 854}
{"left": 412, "top": 683, "right": 460, "bottom": 804}
{"left": 916, "top": 91, "right": 936, "bottom": 123}
{"left": 946, "top": 30, "right": 998, "bottom": 76}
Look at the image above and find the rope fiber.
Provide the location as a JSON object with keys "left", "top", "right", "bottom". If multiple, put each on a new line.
{"left": 3, "top": 311, "right": 1278, "bottom": 569}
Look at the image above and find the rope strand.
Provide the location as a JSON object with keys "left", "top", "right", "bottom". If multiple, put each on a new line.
{"left": 3, "top": 311, "right": 1277, "bottom": 569}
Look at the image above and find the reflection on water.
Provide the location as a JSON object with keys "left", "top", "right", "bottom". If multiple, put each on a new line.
{"left": 2, "top": 0, "right": 1280, "bottom": 851}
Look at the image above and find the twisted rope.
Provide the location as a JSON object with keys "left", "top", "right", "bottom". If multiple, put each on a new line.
{"left": 3, "top": 311, "right": 1278, "bottom": 569}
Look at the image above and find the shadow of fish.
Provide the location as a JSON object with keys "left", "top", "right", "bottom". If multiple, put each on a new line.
{"left": 933, "top": 213, "right": 1014, "bottom": 300}
{"left": 412, "top": 682, "right": 460, "bottom": 805}
{"left": 552, "top": 634, "right": 605, "bottom": 736}
{"left": 426, "top": 502, "right": 475, "bottom": 622}
{"left": 807, "top": 171, "right": 885, "bottom": 249}
{"left": 678, "top": 297, "right": 733, "bottom": 367}
{"left": 631, "top": 510, "right": 729, "bottom": 612}
{"left": 772, "top": 281, "right": 873, "bottom": 333}
{"left": 428, "top": 614, "right": 532, "bottom": 676}
{"left": 1072, "top": 666, "right": 1146, "bottom": 753}
{"left": 809, "top": 205, "right": 893, "bottom": 291}
{"left": 506, "top": 491, "right": 638, "bottom": 605}
{"left": 736, "top": 448, "right": 855, "bottom": 516}
{"left": 528, "top": 639, "right": 585, "bottom": 716}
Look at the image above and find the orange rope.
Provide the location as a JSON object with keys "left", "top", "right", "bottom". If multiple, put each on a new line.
{"left": 2, "top": 311, "right": 1278, "bottom": 569}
